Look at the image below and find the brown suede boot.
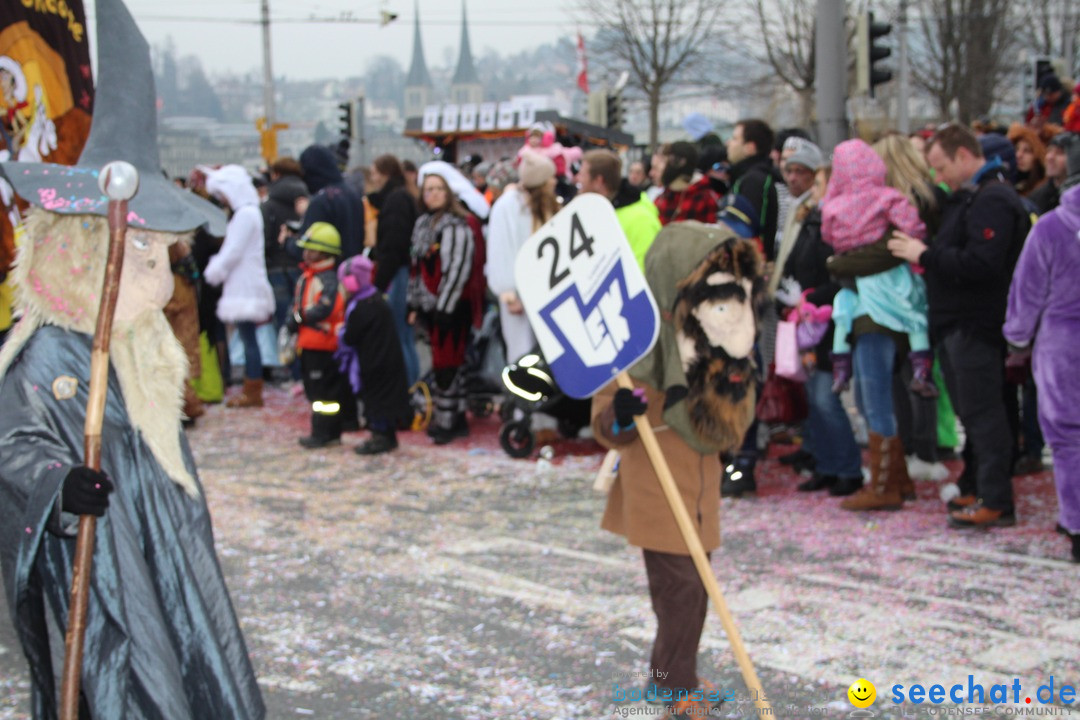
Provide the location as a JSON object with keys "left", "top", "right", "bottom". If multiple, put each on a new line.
{"left": 892, "top": 438, "right": 915, "bottom": 501}
{"left": 841, "top": 433, "right": 904, "bottom": 511}
{"left": 226, "top": 378, "right": 264, "bottom": 408}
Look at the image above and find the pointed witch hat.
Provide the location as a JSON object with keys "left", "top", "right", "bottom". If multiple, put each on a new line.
{"left": 0, "top": 0, "right": 225, "bottom": 235}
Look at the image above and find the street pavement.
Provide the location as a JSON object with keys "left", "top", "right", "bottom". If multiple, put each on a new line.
{"left": 2, "top": 385, "right": 1076, "bottom": 719}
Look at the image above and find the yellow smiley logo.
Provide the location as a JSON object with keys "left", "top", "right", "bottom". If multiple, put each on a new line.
{"left": 848, "top": 678, "right": 876, "bottom": 708}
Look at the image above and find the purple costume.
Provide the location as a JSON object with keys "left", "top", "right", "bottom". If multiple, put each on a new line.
{"left": 1004, "top": 184, "right": 1080, "bottom": 533}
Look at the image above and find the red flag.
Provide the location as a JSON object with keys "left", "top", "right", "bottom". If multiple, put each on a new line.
{"left": 576, "top": 33, "right": 589, "bottom": 94}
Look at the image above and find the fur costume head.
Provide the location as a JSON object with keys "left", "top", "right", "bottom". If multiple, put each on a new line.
{"left": 630, "top": 221, "right": 763, "bottom": 453}
{"left": 0, "top": 210, "right": 198, "bottom": 496}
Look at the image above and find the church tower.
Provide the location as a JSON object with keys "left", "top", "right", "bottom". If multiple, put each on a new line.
{"left": 449, "top": 1, "right": 483, "bottom": 106}
{"left": 404, "top": 0, "right": 433, "bottom": 118}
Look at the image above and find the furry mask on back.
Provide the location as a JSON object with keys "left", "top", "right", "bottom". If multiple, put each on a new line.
{"left": 672, "top": 238, "right": 762, "bottom": 452}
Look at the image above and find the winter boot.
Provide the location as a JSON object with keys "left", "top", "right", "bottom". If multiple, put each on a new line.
{"left": 299, "top": 410, "right": 342, "bottom": 449}
{"left": 797, "top": 473, "right": 836, "bottom": 492}
{"left": 429, "top": 375, "right": 469, "bottom": 445}
{"left": 226, "top": 378, "right": 264, "bottom": 408}
{"left": 355, "top": 431, "right": 399, "bottom": 455}
{"left": 830, "top": 352, "right": 852, "bottom": 393}
{"left": 908, "top": 350, "right": 939, "bottom": 398}
{"left": 182, "top": 382, "right": 205, "bottom": 420}
{"left": 720, "top": 458, "right": 756, "bottom": 497}
{"left": 890, "top": 436, "right": 916, "bottom": 500}
{"left": 840, "top": 433, "right": 904, "bottom": 511}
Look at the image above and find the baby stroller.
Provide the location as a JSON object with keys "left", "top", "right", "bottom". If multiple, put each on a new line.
{"left": 498, "top": 349, "right": 592, "bottom": 458}
{"left": 461, "top": 303, "right": 504, "bottom": 418}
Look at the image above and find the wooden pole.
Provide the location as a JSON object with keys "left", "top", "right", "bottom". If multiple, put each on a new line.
{"left": 615, "top": 372, "right": 771, "bottom": 714}
{"left": 59, "top": 196, "right": 128, "bottom": 720}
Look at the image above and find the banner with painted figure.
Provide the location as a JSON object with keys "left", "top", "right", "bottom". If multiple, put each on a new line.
{"left": 0, "top": 0, "right": 94, "bottom": 280}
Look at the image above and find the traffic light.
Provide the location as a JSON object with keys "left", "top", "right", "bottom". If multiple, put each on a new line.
{"left": 605, "top": 89, "right": 625, "bottom": 130}
{"left": 856, "top": 11, "right": 892, "bottom": 97}
{"left": 337, "top": 101, "right": 354, "bottom": 140}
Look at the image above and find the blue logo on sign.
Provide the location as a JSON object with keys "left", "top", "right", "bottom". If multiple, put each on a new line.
{"left": 538, "top": 260, "right": 657, "bottom": 398}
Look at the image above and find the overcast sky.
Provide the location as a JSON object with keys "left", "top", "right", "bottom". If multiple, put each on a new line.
{"left": 86, "top": 0, "right": 584, "bottom": 80}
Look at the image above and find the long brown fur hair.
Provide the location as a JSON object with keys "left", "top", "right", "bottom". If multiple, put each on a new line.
{"left": 672, "top": 238, "right": 763, "bottom": 451}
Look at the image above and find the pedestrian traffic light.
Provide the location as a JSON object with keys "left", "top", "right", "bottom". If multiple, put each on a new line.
{"left": 856, "top": 11, "right": 892, "bottom": 97}
{"left": 605, "top": 89, "right": 625, "bottom": 130}
{"left": 337, "top": 101, "right": 354, "bottom": 140}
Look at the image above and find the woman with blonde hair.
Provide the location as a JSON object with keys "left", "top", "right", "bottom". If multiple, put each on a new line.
{"left": 873, "top": 133, "right": 950, "bottom": 484}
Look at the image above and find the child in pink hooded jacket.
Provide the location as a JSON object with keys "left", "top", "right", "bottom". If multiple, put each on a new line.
{"left": 821, "top": 139, "right": 935, "bottom": 397}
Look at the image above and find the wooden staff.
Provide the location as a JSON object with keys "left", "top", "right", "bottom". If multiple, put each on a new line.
{"left": 60, "top": 162, "right": 139, "bottom": 720}
{"left": 615, "top": 371, "right": 771, "bottom": 715}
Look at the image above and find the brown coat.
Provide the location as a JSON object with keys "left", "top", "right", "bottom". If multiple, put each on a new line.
{"left": 591, "top": 379, "right": 722, "bottom": 555}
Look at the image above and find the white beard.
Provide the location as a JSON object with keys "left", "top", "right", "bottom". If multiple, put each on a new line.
{"left": 109, "top": 311, "right": 198, "bottom": 497}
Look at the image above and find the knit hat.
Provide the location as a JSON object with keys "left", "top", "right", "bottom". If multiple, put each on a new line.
{"left": 485, "top": 160, "right": 518, "bottom": 191}
{"left": 1038, "top": 73, "right": 1063, "bottom": 93}
{"left": 979, "top": 133, "right": 1017, "bottom": 183}
{"left": 338, "top": 254, "right": 373, "bottom": 295}
{"left": 297, "top": 221, "right": 342, "bottom": 255}
{"left": 518, "top": 150, "right": 556, "bottom": 189}
{"left": 782, "top": 137, "right": 824, "bottom": 172}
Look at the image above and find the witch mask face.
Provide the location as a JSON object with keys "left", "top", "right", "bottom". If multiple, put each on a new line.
{"left": 113, "top": 229, "right": 177, "bottom": 327}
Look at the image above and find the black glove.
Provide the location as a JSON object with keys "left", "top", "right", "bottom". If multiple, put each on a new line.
{"left": 612, "top": 387, "right": 647, "bottom": 428}
{"left": 285, "top": 311, "right": 300, "bottom": 333}
{"left": 61, "top": 466, "right": 114, "bottom": 517}
{"left": 433, "top": 310, "right": 456, "bottom": 332}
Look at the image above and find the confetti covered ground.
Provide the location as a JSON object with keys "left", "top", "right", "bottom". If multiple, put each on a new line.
{"left": 1, "top": 383, "right": 1076, "bottom": 720}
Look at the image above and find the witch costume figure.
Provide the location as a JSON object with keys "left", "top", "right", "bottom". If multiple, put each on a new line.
{"left": 590, "top": 221, "right": 762, "bottom": 717}
{"left": 0, "top": 0, "right": 264, "bottom": 717}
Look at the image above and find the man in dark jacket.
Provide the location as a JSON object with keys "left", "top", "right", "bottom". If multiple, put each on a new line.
{"left": 725, "top": 118, "right": 781, "bottom": 261}
{"left": 298, "top": 144, "right": 365, "bottom": 260}
{"left": 888, "top": 124, "right": 1030, "bottom": 528}
{"left": 261, "top": 156, "right": 309, "bottom": 333}
{"left": 719, "top": 118, "right": 780, "bottom": 497}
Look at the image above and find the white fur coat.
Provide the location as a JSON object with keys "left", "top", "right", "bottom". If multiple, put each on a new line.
{"left": 203, "top": 165, "right": 275, "bottom": 323}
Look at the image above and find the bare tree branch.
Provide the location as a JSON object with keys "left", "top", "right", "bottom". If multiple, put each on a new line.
{"left": 583, "top": 0, "right": 729, "bottom": 149}
{"left": 909, "top": 0, "right": 1015, "bottom": 123}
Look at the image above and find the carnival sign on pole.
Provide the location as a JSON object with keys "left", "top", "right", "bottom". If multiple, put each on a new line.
{"left": 514, "top": 193, "right": 659, "bottom": 398}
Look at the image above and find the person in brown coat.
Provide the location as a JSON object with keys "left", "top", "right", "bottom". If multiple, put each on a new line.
{"left": 163, "top": 238, "right": 204, "bottom": 424}
{"left": 591, "top": 221, "right": 762, "bottom": 716}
